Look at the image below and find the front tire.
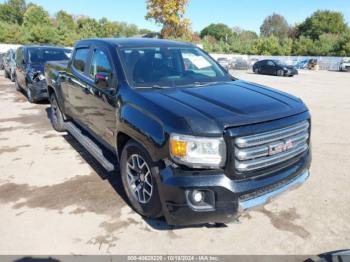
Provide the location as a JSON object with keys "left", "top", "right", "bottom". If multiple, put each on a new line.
{"left": 120, "top": 140, "right": 162, "bottom": 218}
{"left": 10, "top": 71, "right": 15, "bottom": 82}
{"left": 27, "top": 86, "right": 36, "bottom": 103}
{"left": 277, "top": 70, "right": 284, "bottom": 76}
{"left": 15, "top": 79, "right": 21, "bottom": 91}
{"left": 49, "top": 93, "right": 66, "bottom": 132}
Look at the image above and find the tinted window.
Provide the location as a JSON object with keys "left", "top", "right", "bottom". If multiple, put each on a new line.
{"left": 28, "top": 48, "right": 71, "bottom": 63}
{"left": 72, "top": 48, "right": 89, "bottom": 73}
{"left": 119, "top": 47, "right": 230, "bottom": 88}
{"left": 266, "top": 60, "right": 275, "bottom": 66}
{"left": 89, "top": 49, "right": 113, "bottom": 82}
{"left": 16, "top": 48, "right": 23, "bottom": 65}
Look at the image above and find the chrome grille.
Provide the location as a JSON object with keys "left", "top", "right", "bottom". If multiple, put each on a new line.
{"left": 235, "top": 121, "right": 310, "bottom": 172}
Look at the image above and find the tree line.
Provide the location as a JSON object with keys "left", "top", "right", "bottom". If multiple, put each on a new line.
{"left": 1, "top": 0, "right": 350, "bottom": 56}
{"left": 0, "top": 0, "right": 153, "bottom": 46}
{"left": 198, "top": 12, "right": 350, "bottom": 56}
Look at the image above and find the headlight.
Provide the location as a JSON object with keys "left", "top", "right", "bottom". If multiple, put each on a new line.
{"left": 169, "top": 133, "right": 226, "bottom": 169}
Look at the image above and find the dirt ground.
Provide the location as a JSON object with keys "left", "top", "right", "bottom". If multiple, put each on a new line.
{"left": 0, "top": 69, "right": 349, "bottom": 255}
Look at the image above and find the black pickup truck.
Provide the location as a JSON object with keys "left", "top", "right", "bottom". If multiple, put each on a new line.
{"left": 45, "top": 38, "right": 311, "bottom": 226}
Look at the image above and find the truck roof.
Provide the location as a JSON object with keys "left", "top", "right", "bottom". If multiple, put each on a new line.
{"left": 21, "top": 45, "right": 71, "bottom": 50}
{"left": 76, "top": 38, "right": 195, "bottom": 48}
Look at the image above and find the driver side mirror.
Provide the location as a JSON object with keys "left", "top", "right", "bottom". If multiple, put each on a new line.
{"left": 94, "top": 72, "right": 111, "bottom": 89}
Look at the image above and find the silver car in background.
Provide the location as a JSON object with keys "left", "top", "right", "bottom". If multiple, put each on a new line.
{"left": 4, "top": 49, "right": 17, "bottom": 82}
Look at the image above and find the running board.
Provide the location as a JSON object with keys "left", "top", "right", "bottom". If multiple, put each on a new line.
{"left": 64, "top": 121, "right": 115, "bottom": 172}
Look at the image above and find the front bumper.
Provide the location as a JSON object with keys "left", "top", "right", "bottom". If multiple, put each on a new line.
{"left": 157, "top": 151, "right": 311, "bottom": 226}
{"left": 285, "top": 69, "right": 298, "bottom": 76}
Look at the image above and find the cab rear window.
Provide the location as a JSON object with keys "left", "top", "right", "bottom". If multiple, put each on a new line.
{"left": 72, "top": 48, "right": 89, "bottom": 73}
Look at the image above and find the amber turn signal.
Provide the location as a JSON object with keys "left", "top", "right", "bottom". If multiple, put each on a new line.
{"left": 170, "top": 139, "right": 187, "bottom": 158}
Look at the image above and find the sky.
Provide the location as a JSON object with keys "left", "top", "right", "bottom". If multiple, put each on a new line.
{"left": 1, "top": 0, "right": 350, "bottom": 33}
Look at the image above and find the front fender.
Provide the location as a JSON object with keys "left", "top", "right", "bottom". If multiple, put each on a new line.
{"left": 118, "top": 103, "right": 168, "bottom": 162}
{"left": 45, "top": 70, "right": 67, "bottom": 116}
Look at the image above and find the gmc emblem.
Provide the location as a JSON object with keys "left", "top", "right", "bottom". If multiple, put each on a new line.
{"left": 268, "top": 139, "right": 293, "bottom": 156}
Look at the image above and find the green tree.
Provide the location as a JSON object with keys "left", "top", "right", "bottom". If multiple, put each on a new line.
{"left": 0, "top": 0, "right": 26, "bottom": 24}
{"left": 77, "top": 17, "right": 101, "bottom": 38}
{"left": 251, "top": 36, "right": 283, "bottom": 55}
{"left": 336, "top": 30, "right": 350, "bottom": 56}
{"left": 55, "top": 10, "right": 75, "bottom": 30}
{"left": 292, "top": 36, "right": 315, "bottom": 55}
{"left": 313, "top": 33, "right": 339, "bottom": 55}
{"left": 99, "top": 17, "right": 117, "bottom": 37}
{"left": 0, "top": 21, "right": 22, "bottom": 43}
{"left": 145, "top": 0, "right": 192, "bottom": 39}
{"left": 260, "top": 13, "right": 289, "bottom": 40}
{"left": 22, "top": 24, "right": 59, "bottom": 44}
{"left": 118, "top": 22, "right": 139, "bottom": 37}
{"left": 279, "top": 38, "right": 293, "bottom": 55}
{"left": 23, "top": 4, "right": 51, "bottom": 27}
{"left": 298, "top": 10, "right": 348, "bottom": 40}
{"left": 54, "top": 10, "right": 77, "bottom": 46}
{"left": 200, "top": 23, "right": 234, "bottom": 41}
{"left": 239, "top": 30, "right": 258, "bottom": 41}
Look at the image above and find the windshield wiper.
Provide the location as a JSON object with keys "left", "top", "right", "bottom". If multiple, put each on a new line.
{"left": 136, "top": 85, "right": 169, "bottom": 89}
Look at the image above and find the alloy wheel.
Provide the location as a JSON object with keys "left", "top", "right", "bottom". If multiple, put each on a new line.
{"left": 126, "top": 154, "right": 153, "bottom": 204}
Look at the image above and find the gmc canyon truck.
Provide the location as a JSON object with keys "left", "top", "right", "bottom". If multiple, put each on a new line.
{"left": 45, "top": 38, "right": 311, "bottom": 226}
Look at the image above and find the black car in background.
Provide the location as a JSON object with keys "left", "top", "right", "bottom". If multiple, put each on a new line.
{"left": 15, "top": 45, "right": 72, "bottom": 103}
{"left": 4, "top": 49, "right": 17, "bottom": 81}
{"left": 253, "top": 59, "right": 298, "bottom": 77}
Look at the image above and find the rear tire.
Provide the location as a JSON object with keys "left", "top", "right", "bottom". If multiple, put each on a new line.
{"left": 49, "top": 93, "right": 66, "bottom": 132}
{"left": 4, "top": 70, "right": 10, "bottom": 79}
{"left": 254, "top": 68, "right": 259, "bottom": 74}
{"left": 120, "top": 140, "right": 162, "bottom": 219}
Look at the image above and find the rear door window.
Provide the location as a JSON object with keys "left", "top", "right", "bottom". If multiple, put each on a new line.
{"left": 16, "top": 48, "right": 23, "bottom": 65}
{"left": 72, "top": 48, "right": 90, "bottom": 73}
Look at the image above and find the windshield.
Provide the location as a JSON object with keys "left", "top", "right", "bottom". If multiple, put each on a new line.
{"left": 28, "top": 48, "right": 72, "bottom": 63}
{"left": 119, "top": 46, "right": 231, "bottom": 88}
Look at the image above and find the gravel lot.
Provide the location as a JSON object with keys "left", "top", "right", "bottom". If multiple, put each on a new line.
{"left": 0, "top": 70, "right": 349, "bottom": 255}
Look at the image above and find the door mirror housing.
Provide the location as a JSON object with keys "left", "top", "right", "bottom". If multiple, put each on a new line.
{"left": 94, "top": 72, "right": 110, "bottom": 89}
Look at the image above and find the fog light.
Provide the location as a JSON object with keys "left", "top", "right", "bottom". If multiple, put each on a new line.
{"left": 192, "top": 190, "right": 204, "bottom": 203}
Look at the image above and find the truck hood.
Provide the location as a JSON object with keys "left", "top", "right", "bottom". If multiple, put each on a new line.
{"left": 139, "top": 80, "right": 308, "bottom": 135}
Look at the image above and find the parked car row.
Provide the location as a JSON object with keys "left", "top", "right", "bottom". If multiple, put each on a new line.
{"left": 215, "top": 55, "right": 350, "bottom": 75}
{"left": 3, "top": 48, "right": 17, "bottom": 81}
{"left": 15, "top": 45, "right": 72, "bottom": 103}
{"left": 216, "top": 56, "right": 300, "bottom": 77}
{"left": 0, "top": 45, "right": 72, "bottom": 102}
{"left": 1, "top": 38, "right": 312, "bottom": 226}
